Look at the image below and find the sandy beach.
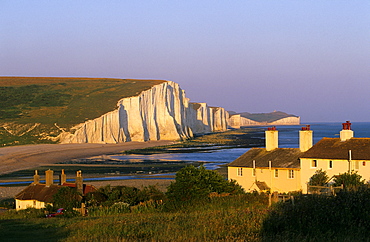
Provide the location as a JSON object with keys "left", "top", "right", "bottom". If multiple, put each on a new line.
{"left": 0, "top": 141, "right": 177, "bottom": 199}
{"left": 0, "top": 140, "right": 176, "bottom": 175}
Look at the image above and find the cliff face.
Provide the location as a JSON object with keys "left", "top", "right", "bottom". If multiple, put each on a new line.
{"left": 228, "top": 115, "right": 300, "bottom": 128}
{"left": 61, "top": 81, "right": 228, "bottom": 143}
{"left": 269, "top": 116, "right": 300, "bottom": 125}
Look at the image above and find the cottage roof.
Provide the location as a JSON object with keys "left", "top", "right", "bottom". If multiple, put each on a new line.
{"left": 14, "top": 184, "right": 60, "bottom": 203}
{"left": 301, "top": 138, "right": 370, "bottom": 160}
{"left": 63, "top": 183, "right": 97, "bottom": 194}
{"left": 228, "top": 148, "right": 302, "bottom": 169}
{"left": 15, "top": 183, "right": 97, "bottom": 202}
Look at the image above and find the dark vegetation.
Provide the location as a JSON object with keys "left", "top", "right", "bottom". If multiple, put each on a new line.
{"left": 0, "top": 77, "right": 164, "bottom": 146}
{"left": 262, "top": 189, "right": 370, "bottom": 240}
{"left": 1, "top": 167, "right": 370, "bottom": 241}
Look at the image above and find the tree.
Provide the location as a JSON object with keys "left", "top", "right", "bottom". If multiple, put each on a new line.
{"left": 166, "top": 165, "right": 244, "bottom": 202}
{"left": 308, "top": 169, "right": 329, "bottom": 186}
{"left": 52, "top": 186, "right": 81, "bottom": 211}
{"left": 333, "top": 171, "right": 365, "bottom": 190}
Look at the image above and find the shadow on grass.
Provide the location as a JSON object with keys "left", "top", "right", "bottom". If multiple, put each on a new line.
{"left": 0, "top": 219, "right": 70, "bottom": 242}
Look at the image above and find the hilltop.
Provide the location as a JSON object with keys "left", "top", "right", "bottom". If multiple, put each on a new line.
{"left": 0, "top": 77, "right": 165, "bottom": 146}
{"left": 0, "top": 77, "right": 229, "bottom": 146}
{"left": 0, "top": 77, "right": 165, "bottom": 124}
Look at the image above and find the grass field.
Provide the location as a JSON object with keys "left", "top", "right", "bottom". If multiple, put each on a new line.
{"left": 2, "top": 191, "right": 370, "bottom": 241}
{"left": 0, "top": 194, "right": 269, "bottom": 242}
{"left": 0, "top": 77, "right": 165, "bottom": 146}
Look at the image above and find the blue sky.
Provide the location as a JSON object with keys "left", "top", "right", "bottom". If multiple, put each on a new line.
{"left": 1, "top": 1, "right": 369, "bottom": 122}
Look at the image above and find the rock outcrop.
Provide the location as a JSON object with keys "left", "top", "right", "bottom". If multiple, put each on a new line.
{"left": 60, "top": 81, "right": 228, "bottom": 143}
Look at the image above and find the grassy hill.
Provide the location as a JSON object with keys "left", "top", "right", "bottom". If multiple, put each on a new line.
{"left": 0, "top": 77, "right": 165, "bottom": 146}
{"left": 238, "top": 111, "right": 298, "bottom": 123}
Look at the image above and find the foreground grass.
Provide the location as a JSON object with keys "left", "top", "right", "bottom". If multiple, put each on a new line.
{"left": 2, "top": 191, "right": 370, "bottom": 241}
{"left": 0, "top": 194, "right": 268, "bottom": 241}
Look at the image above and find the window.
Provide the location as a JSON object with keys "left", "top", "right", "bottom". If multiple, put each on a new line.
{"left": 274, "top": 169, "right": 279, "bottom": 178}
{"left": 237, "top": 168, "right": 243, "bottom": 176}
{"left": 288, "top": 170, "right": 294, "bottom": 179}
{"left": 329, "top": 160, "right": 333, "bottom": 169}
{"left": 311, "top": 160, "right": 317, "bottom": 168}
{"left": 355, "top": 161, "right": 359, "bottom": 170}
{"left": 252, "top": 168, "right": 256, "bottom": 177}
{"left": 363, "top": 161, "right": 366, "bottom": 166}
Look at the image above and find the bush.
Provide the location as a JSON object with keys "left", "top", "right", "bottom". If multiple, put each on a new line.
{"left": 262, "top": 188, "right": 370, "bottom": 239}
{"left": 53, "top": 186, "right": 81, "bottom": 211}
{"left": 308, "top": 169, "right": 329, "bottom": 186}
{"left": 86, "top": 185, "right": 165, "bottom": 209}
{"left": 0, "top": 207, "right": 46, "bottom": 219}
{"left": 333, "top": 171, "right": 365, "bottom": 191}
{"left": 166, "top": 165, "right": 244, "bottom": 204}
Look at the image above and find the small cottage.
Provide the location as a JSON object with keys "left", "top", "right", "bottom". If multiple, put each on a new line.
{"left": 15, "top": 169, "right": 96, "bottom": 210}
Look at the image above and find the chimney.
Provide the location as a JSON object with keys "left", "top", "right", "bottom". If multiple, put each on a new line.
{"left": 340, "top": 121, "right": 354, "bottom": 141}
{"left": 59, "top": 169, "right": 67, "bottom": 185}
{"left": 265, "top": 126, "right": 278, "bottom": 151}
{"left": 76, "top": 170, "right": 83, "bottom": 194}
{"left": 33, "top": 170, "right": 40, "bottom": 184}
{"left": 45, "top": 169, "right": 54, "bottom": 187}
{"left": 299, "top": 125, "right": 313, "bottom": 152}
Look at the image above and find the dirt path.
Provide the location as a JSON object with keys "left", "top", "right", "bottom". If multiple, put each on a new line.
{"left": 0, "top": 140, "right": 176, "bottom": 175}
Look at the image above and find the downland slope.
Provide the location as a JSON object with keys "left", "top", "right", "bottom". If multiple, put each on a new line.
{"left": 0, "top": 77, "right": 165, "bottom": 146}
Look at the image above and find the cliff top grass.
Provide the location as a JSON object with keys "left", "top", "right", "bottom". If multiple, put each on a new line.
{"left": 0, "top": 77, "right": 165, "bottom": 125}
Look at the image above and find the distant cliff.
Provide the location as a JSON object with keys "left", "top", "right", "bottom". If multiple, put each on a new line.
{"left": 60, "top": 81, "right": 228, "bottom": 143}
{"left": 228, "top": 111, "right": 300, "bottom": 128}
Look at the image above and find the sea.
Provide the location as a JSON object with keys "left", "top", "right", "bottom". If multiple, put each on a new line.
{"left": 110, "top": 122, "right": 370, "bottom": 171}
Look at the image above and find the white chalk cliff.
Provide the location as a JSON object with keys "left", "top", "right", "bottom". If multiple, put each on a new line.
{"left": 228, "top": 115, "right": 300, "bottom": 128}
{"left": 60, "top": 81, "right": 228, "bottom": 143}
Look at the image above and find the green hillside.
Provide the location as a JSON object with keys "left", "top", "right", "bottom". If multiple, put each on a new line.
{"left": 239, "top": 111, "right": 298, "bottom": 123}
{"left": 0, "top": 77, "right": 165, "bottom": 146}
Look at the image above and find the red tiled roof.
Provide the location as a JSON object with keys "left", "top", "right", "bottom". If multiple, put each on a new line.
{"left": 228, "top": 148, "right": 302, "bottom": 169}
{"left": 62, "top": 183, "right": 97, "bottom": 194}
{"left": 301, "top": 138, "right": 370, "bottom": 160}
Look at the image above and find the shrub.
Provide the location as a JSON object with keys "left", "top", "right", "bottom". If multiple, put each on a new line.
{"left": 262, "top": 188, "right": 370, "bottom": 239}
{"left": 53, "top": 186, "right": 81, "bottom": 211}
{"left": 166, "top": 165, "right": 244, "bottom": 203}
{"left": 333, "top": 171, "right": 365, "bottom": 191}
{"left": 308, "top": 169, "right": 329, "bottom": 186}
{"left": 0, "top": 207, "right": 46, "bottom": 219}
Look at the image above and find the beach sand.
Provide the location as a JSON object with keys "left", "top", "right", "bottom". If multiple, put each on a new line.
{"left": 0, "top": 141, "right": 176, "bottom": 199}
{"left": 0, "top": 140, "right": 176, "bottom": 175}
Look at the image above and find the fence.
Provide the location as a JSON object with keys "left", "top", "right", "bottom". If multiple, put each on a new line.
{"left": 307, "top": 184, "right": 343, "bottom": 196}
